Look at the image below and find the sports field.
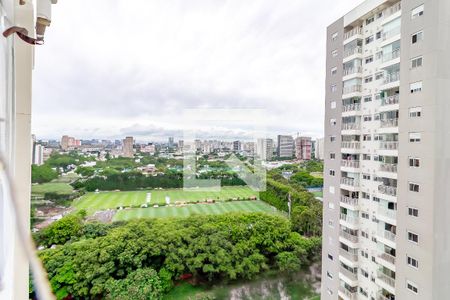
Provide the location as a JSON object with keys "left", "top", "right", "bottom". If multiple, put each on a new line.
{"left": 113, "top": 200, "right": 279, "bottom": 221}
{"left": 72, "top": 186, "right": 258, "bottom": 213}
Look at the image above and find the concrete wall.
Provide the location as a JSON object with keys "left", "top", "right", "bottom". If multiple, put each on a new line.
{"left": 321, "top": 17, "right": 344, "bottom": 300}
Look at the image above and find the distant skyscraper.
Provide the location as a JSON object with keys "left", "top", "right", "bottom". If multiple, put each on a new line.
{"left": 32, "top": 143, "right": 44, "bottom": 165}
{"left": 122, "top": 136, "right": 134, "bottom": 158}
{"left": 295, "top": 136, "right": 312, "bottom": 160}
{"left": 315, "top": 138, "right": 324, "bottom": 160}
{"left": 233, "top": 140, "right": 242, "bottom": 152}
{"left": 256, "top": 138, "right": 273, "bottom": 161}
{"left": 168, "top": 137, "right": 174, "bottom": 148}
{"left": 61, "top": 135, "right": 69, "bottom": 150}
{"left": 277, "top": 135, "right": 294, "bottom": 158}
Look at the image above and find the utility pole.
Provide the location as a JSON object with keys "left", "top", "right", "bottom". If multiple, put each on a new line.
{"left": 288, "top": 193, "right": 292, "bottom": 219}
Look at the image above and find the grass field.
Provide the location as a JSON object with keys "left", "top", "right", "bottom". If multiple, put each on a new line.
{"left": 113, "top": 200, "right": 278, "bottom": 221}
{"left": 31, "top": 182, "right": 74, "bottom": 196}
{"left": 72, "top": 186, "right": 258, "bottom": 213}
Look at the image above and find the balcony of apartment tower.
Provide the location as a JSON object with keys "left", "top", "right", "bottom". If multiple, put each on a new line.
{"left": 343, "top": 58, "right": 362, "bottom": 81}
{"left": 377, "top": 177, "right": 397, "bottom": 198}
{"left": 377, "top": 288, "right": 396, "bottom": 300}
{"left": 377, "top": 199, "right": 397, "bottom": 225}
{"left": 340, "top": 226, "right": 359, "bottom": 246}
{"left": 339, "top": 261, "right": 358, "bottom": 284}
{"left": 342, "top": 97, "right": 362, "bottom": 117}
{"left": 376, "top": 267, "right": 396, "bottom": 294}
{"left": 377, "top": 221, "right": 397, "bottom": 249}
{"left": 343, "top": 37, "right": 363, "bottom": 62}
{"left": 339, "top": 242, "right": 358, "bottom": 264}
{"left": 341, "top": 153, "right": 360, "bottom": 171}
{"left": 341, "top": 135, "right": 360, "bottom": 154}
{"left": 340, "top": 190, "right": 359, "bottom": 211}
{"left": 377, "top": 243, "right": 396, "bottom": 271}
{"left": 342, "top": 78, "right": 362, "bottom": 98}
{"left": 378, "top": 155, "right": 398, "bottom": 180}
{"left": 339, "top": 207, "right": 359, "bottom": 231}
{"left": 378, "top": 133, "right": 399, "bottom": 155}
{"left": 341, "top": 116, "right": 361, "bottom": 133}
{"left": 339, "top": 280, "right": 358, "bottom": 300}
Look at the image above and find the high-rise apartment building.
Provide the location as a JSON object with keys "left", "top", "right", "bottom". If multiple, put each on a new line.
{"left": 315, "top": 137, "right": 325, "bottom": 160}
{"left": 295, "top": 136, "right": 312, "bottom": 160}
{"left": 322, "top": 1, "right": 450, "bottom": 299}
{"left": 256, "top": 138, "right": 274, "bottom": 161}
{"left": 277, "top": 135, "right": 294, "bottom": 158}
{"left": 32, "top": 143, "right": 45, "bottom": 165}
{"left": 122, "top": 136, "right": 134, "bottom": 158}
{"left": 233, "top": 140, "right": 242, "bottom": 152}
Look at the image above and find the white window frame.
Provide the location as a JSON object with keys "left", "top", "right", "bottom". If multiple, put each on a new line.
{"left": 411, "top": 4, "right": 424, "bottom": 19}
{"left": 331, "top": 101, "right": 336, "bottom": 109}
{"left": 407, "top": 255, "right": 419, "bottom": 269}
{"left": 412, "top": 30, "right": 424, "bottom": 44}
{"left": 331, "top": 66, "right": 337, "bottom": 75}
{"left": 410, "top": 81, "right": 423, "bottom": 93}
{"left": 407, "top": 280, "right": 419, "bottom": 294}
{"left": 409, "top": 106, "right": 422, "bottom": 118}
{"left": 408, "top": 230, "right": 419, "bottom": 244}
{"left": 409, "top": 132, "right": 421, "bottom": 142}
{"left": 411, "top": 56, "right": 423, "bottom": 69}
{"left": 408, "top": 206, "right": 419, "bottom": 217}
{"left": 409, "top": 182, "right": 420, "bottom": 192}
{"left": 331, "top": 32, "right": 338, "bottom": 41}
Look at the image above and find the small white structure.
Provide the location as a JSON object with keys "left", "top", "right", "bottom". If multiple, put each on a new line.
{"left": 165, "top": 196, "right": 171, "bottom": 205}
{"left": 146, "top": 192, "right": 151, "bottom": 203}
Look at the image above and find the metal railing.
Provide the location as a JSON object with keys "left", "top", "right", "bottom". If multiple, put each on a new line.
{"left": 378, "top": 207, "right": 397, "bottom": 220}
{"left": 377, "top": 291, "right": 396, "bottom": 300}
{"left": 343, "top": 67, "right": 362, "bottom": 76}
{"left": 382, "top": 26, "right": 401, "bottom": 41}
{"left": 378, "top": 251, "right": 396, "bottom": 265}
{"left": 343, "top": 46, "right": 362, "bottom": 58}
{"left": 341, "top": 141, "right": 360, "bottom": 149}
{"left": 340, "top": 229, "right": 359, "bottom": 243}
{"left": 384, "top": 72, "right": 400, "bottom": 84}
{"left": 342, "top": 103, "right": 361, "bottom": 112}
{"left": 381, "top": 94, "right": 399, "bottom": 106}
{"left": 343, "top": 85, "right": 362, "bottom": 95}
{"left": 341, "top": 195, "right": 359, "bottom": 206}
{"left": 380, "top": 163, "right": 398, "bottom": 173}
{"left": 377, "top": 270, "right": 396, "bottom": 288}
{"left": 379, "top": 141, "right": 398, "bottom": 150}
{"left": 340, "top": 266, "right": 358, "bottom": 281}
{"left": 342, "top": 122, "right": 361, "bottom": 130}
{"left": 341, "top": 177, "right": 359, "bottom": 187}
{"left": 382, "top": 48, "right": 400, "bottom": 63}
{"left": 378, "top": 184, "right": 397, "bottom": 196}
{"left": 340, "top": 213, "right": 359, "bottom": 225}
{"left": 378, "top": 229, "right": 396, "bottom": 242}
{"left": 339, "top": 248, "right": 358, "bottom": 262}
{"left": 380, "top": 118, "right": 398, "bottom": 128}
{"left": 339, "top": 286, "right": 357, "bottom": 299}
{"left": 383, "top": 2, "right": 401, "bottom": 18}
{"left": 344, "top": 27, "right": 362, "bottom": 40}
{"left": 341, "top": 160, "right": 360, "bottom": 168}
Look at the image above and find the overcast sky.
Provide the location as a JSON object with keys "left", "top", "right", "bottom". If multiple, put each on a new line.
{"left": 32, "top": 0, "right": 363, "bottom": 142}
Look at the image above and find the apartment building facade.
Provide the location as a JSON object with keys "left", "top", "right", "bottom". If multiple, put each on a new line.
{"left": 122, "top": 136, "right": 134, "bottom": 158}
{"left": 256, "top": 138, "right": 274, "bottom": 161}
{"left": 321, "top": 0, "right": 450, "bottom": 299}
{"left": 295, "top": 136, "right": 312, "bottom": 160}
{"left": 277, "top": 135, "right": 294, "bottom": 158}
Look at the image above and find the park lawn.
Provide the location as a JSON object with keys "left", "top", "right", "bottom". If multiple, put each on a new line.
{"left": 312, "top": 191, "right": 323, "bottom": 198}
{"left": 310, "top": 172, "right": 323, "bottom": 178}
{"left": 31, "top": 182, "right": 74, "bottom": 196}
{"left": 113, "top": 200, "right": 279, "bottom": 221}
{"left": 72, "top": 186, "right": 258, "bottom": 214}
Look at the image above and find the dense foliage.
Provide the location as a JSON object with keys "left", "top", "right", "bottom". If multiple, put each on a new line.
{"left": 38, "top": 213, "right": 320, "bottom": 299}
{"left": 31, "top": 165, "right": 58, "bottom": 184}
{"left": 72, "top": 171, "right": 247, "bottom": 191}
{"left": 290, "top": 171, "right": 323, "bottom": 187}
{"left": 260, "top": 179, "right": 322, "bottom": 237}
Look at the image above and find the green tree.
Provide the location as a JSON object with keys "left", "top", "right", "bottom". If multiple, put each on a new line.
{"left": 106, "top": 268, "right": 163, "bottom": 300}
{"left": 31, "top": 164, "right": 58, "bottom": 183}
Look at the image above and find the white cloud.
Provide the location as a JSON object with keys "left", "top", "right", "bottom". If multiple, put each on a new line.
{"left": 32, "top": 0, "right": 363, "bottom": 142}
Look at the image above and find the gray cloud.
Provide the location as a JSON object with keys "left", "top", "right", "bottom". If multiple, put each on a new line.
{"left": 32, "top": 0, "right": 363, "bottom": 142}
